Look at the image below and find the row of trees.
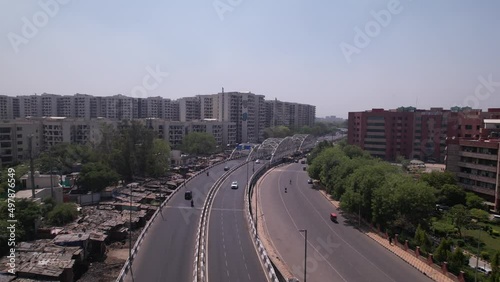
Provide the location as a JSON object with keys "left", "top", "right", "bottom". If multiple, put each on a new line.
{"left": 308, "top": 141, "right": 500, "bottom": 279}
{"left": 263, "top": 122, "right": 343, "bottom": 139}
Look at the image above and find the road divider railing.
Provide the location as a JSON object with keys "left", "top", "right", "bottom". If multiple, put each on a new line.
{"left": 244, "top": 161, "right": 288, "bottom": 282}
{"left": 194, "top": 160, "right": 249, "bottom": 282}
{"left": 116, "top": 156, "right": 243, "bottom": 282}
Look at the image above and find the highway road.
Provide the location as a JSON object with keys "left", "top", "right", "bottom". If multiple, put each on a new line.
{"left": 258, "top": 162, "right": 432, "bottom": 282}
{"left": 125, "top": 159, "right": 243, "bottom": 282}
{"left": 208, "top": 161, "right": 268, "bottom": 282}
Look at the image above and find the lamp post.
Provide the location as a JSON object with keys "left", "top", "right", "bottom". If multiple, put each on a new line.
{"left": 299, "top": 229, "right": 308, "bottom": 282}
{"left": 473, "top": 219, "right": 481, "bottom": 282}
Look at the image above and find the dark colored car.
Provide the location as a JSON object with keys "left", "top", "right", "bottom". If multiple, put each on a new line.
{"left": 184, "top": 191, "right": 192, "bottom": 200}
{"left": 330, "top": 213, "right": 337, "bottom": 222}
{"left": 300, "top": 160, "right": 306, "bottom": 164}
{"left": 303, "top": 166, "right": 306, "bottom": 171}
{"left": 224, "top": 166, "right": 230, "bottom": 171}
{"left": 307, "top": 179, "right": 313, "bottom": 184}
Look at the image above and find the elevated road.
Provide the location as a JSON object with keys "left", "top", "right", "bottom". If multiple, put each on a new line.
{"left": 258, "top": 162, "right": 432, "bottom": 282}
{"left": 207, "top": 161, "right": 268, "bottom": 282}
{"left": 125, "top": 159, "right": 243, "bottom": 282}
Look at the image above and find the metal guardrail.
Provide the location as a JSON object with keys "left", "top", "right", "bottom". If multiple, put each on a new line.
{"left": 194, "top": 160, "right": 249, "bottom": 282}
{"left": 116, "top": 157, "right": 241, "bottom": 282}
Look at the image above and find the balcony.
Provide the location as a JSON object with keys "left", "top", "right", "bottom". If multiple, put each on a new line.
{"left": 459, "top": 151, "right": 498, "bottom": 161}
{"left": 457, "top": 161, "right": 497, "bottom": 173}
{"left": 459, "top": 183, "right": 495, "bottom": 196}
{"left": 456, "top": 172, "right": 497, "bottom": 185}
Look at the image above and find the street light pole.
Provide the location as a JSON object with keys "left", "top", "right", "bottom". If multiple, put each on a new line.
{"left": 299, "top": 229, "right": 307, "bottom": 282}
{"left": 474, "top": 222, "right": 481, "bottom": 282}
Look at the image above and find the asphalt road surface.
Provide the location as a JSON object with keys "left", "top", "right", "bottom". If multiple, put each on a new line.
{"left": 258, "top": 162, "right": 432, "bottom": 282}
{"left": 125, "top": 159, "right": 242, "bottom": 282}
{"left": 208, "top": 161, "right": 268, "bottom": 282}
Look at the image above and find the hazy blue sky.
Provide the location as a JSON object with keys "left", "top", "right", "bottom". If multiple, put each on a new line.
{"left": 1, "top": 0, "right": 499, "bottom": 118}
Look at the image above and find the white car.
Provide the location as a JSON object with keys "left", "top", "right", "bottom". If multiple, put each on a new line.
{"left": 231, "top": 181, "right": 238, "bottom": 189}
{"left": 255, "top": 159, "right": 260, "bottom": 164}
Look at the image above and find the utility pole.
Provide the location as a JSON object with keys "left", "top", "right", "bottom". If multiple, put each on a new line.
{"left": 50, "top": 156, "right": 54, "bottom": 199}
{"left": 28, "top": 135, "right": 36, "bottom": 198}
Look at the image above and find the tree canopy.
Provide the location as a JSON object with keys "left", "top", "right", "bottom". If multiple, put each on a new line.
{"left": 181, "top": 132, "right": 217, "bottom": 155}
{"left": 77, "top": 162, "right": 120, "bottom": 192}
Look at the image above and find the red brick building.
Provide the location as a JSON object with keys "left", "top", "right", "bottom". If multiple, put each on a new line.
{"left": 348, "top": 107, "right": 499, "bottom": 162}
{"left": 446, "top": 119, "right": 500, "bottom": 211}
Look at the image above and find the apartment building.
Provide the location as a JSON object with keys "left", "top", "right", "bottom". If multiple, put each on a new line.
{"left": 0, "top": 95, "right": 14, "bottom": 120}
{"left": 348, "top": 107, "right": 499, "bottom": 162}
{"left": 0, "top": 120, "right": 43, "bottom": 167}
{"left": 144, "top": 118, "right": 236, "bottom": 148}
{"left": 178, "top": 97, "right": 201, "bottom": 122}
{"left": 265, "top": 99, "right": 316, "bottom": 129}
{"left": 446, "top": 119, "right": 500, "bottom": 211}
{"left": 1, "top": 92, "right": 316, "bottom": 144}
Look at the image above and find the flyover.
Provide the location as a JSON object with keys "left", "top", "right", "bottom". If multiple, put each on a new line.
{"left": 123, "top": 159, "right": 243, "bottom": 282}
{"left": 207, "top": 161, "right": 268, "bottom": 282}
{"left": 256, "top": 162, "right": 432, "bottom": 282}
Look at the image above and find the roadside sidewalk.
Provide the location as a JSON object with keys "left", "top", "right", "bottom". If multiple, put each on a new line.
{"left": 318, "top": 190, "right": 455, "bottom": 282}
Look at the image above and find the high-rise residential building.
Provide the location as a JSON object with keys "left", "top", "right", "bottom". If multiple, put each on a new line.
{"left": 74, "top": 93, "right": 93, "bottom": 119}
{"left": 0, "top": 95, "right": 14, "bottom": 120}
{"left": 178, "top": 97, "right": 201, "bottom": 122}
{"left": 41, "top": 93, "right": 59, "bottom": 117}
{"left": 348, "top": 107, "right": 499, "bottom": 162}
{"left": 0, "top": 120, "right": 43, "bottom": 167}
{"left": 144, "top": 118, "right": 236, "bottom": 148}
{"left": 265, "top": 99, "right": 316, "bottom": 129}
{"left": 446, "top": 119, "right": 500, "bottom": 211}
{"left": 19, "top": 95, "right": 42, "bottom": 117}
{"left": 1, "top": 92, "right": 316, "bottom": 145}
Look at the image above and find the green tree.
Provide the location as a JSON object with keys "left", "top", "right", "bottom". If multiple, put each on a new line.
{"left": 437, "top": 184, "right": 466, "bottom": 207}
{"left": 78, "top": 162, "right": 119, "bottom": 193}
{"left": 414, "top": 224, "right": 431, "bottom": 253}
{"left": 146, "top": 139, "right": 171, "bottom": 177}
{"left": 341, "top": 161, "right": 398, "bottom": 220}
{"left": 490, "top": 251, "right": 500, "bottom": 282}
{"left": 447, "top": 204, "right": 471, "bottom": 237}
{"left": 372, "top": 174, "right": 436, "bottom": 231}
{"left": 434, "top": 238, "right": 452, "bottom": 262}
{"left": 448, "top": 247, "right": 467, "bottom": 274}
{"left": 182, "top": 132, "right": 217, "bottom": 155}
{"left": 419, "top": 171, "right": 456, "bottom": 190}
{"left": 263, "top": 126, "right": 292, "bottom": 139}
{"left": 47, "top": 203, "right": 78, "bottom": 226}
{"left": 470, "top": 208, "right": 490, "bottom": 223}
{"left": 466, "top": 192, "right": 486, "bottom": 210}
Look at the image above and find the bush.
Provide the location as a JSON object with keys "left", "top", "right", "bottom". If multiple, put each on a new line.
{"left": 456, "top": 240, "right": 465, "bottom": 247}
{"left": 47, "top": 203, "right": 78, "bottom": 226}
{"left": 480, "top": 251, "right": 490, "bottom": 261}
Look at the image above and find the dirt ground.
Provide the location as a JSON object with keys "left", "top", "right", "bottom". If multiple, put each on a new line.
{"left": 77, "top": 230, "right": 141, "bottom": 282}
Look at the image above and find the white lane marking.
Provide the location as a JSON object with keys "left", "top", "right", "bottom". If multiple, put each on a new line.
{"left": 276, "top": 168, "right": 348, "bottom": 282}
{"left": 292, "top": 166, "right": 398, "bottom": 282}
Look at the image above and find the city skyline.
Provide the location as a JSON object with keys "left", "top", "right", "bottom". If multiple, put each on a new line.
{"left": 2, "top": 1, "right": 499, "bottom": 118}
